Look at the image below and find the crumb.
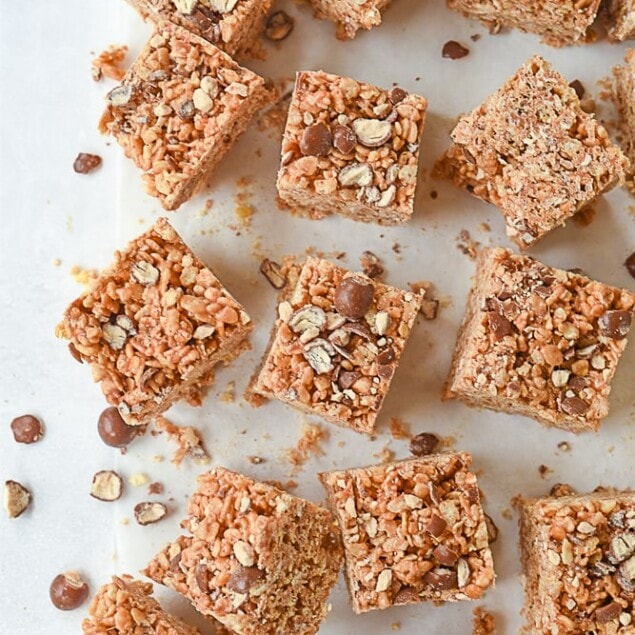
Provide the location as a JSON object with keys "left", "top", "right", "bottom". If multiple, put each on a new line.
{"left": 219, "top": 381, "right": 236, "bottom": 403}
{"left": 373, "top": 445, "right": 395, "bottom": 464}
{"left": 235, "top": 179, "right": 254, "bottom": 227}
{"left": 557, "top": 441, "right": 571, "bottom": 452}
{"left": 120, "top": 518, "right": 129, "bottom": 526}
{"left": 538, "top": 464, "right": 553, "bottom": 479}
{"left": 430, "top": 189, "right": 438, "bottom": 199}
{"left": 501, "top": 507, "right": 512, "bottom": 521}
{"left": 550, "top": 483, "right": 576, "bottom": 497}
{"left": 391, "top": 623, "right": 401, "bottom": 631}
{"left": 472, "top": 607, "right": 496, "bottom": 634}
{"left": 477, "top": 222, "right": 491, "bottom": 233}
{"left": 92, "top": 44, "right": 128, "bottom": 81}
{"left": 151, "top": 455, "right": 164, "bottom": 463}
{"left": 573, "top": 205, "right": 596, "bottom": 227}
{"left": 198, "top": 199, "right": 213, "bottom": 217}
{"left": 284, "top": 480, "right": 298, "bottom": 491}
{"left": 69, "top": 264, "right": 98, "bottom": 286}
{"left": 389, "top": 417, "right": 412, "bottom": 440}
{"left": 409, "top": 280, "right": 439, "bottom": 319}
{"left": 247, "top": 456, "right": 265, "bottom": 464}
{"left": 155, "top": 416, "right": 210, "bottom": 467}
{"left": 244, "top": 389, "right": 266, "bottom": 408}
{"left": 285, "top": 423, "right": 328, "bottom": 472}
{"left": 437, "top": 435, "right": 456, "bottom": 450}
{"left": 337, "top": 440, "right": 346, "bottom": 448}
{"left": 470, "top": 33, "right": 481, "bottom": 42}
{"left": 148, "top": 482, "right": 164, "bottom": 495}
{"left": 52, "top": 258, "right": 61, "bottom": 267}
{"left": 359, "top": 250, "right": 384, "bottom": 279}
{"left": 456, "top": 229, "right": 480, "bottom": 260}
{"left": 128, "top": 473, "right": 150, "bottom": 487}
{"left": 392, "top": 242, "right": 401, "bottom": 254}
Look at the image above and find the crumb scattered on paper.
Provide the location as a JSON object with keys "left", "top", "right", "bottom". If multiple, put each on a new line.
{"left": 70, "top": 265, "right": 98, "bottom": 286}
{"left": 472, "top": 607, "right": 496, "bottom": 635}
{"left": 155, "top": 416, "right": 210, "bottom": 467}
{"left": 456, "top": 229, "right": 480, "bottom": 260}
{"left": 389, "top": 417, "right": 411, "bottom": 440}
{"left": 92, "top": 44, "right": 128, "bottom": 81}
{"left": 285, "top": 423, "right": 328, "bottom": 472}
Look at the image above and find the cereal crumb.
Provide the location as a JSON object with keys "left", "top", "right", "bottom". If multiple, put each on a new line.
{"left": 391, "top": 622, "right": 401, "bottom": 631}
{"left": 69, "top": 265, "right": 98, "bottom": 286}
{"left": 247, "top": 456, "right": 265, "bottom": 464}
{"left": 52, "top": 258, "right": 62, "bottom": 267}
{"left": 477, "top": 222, "right": 491, "bottom": 233}
{"left": 501, "top": 507, "right": 512, "bottom": 521}
{"left": 373, "top": 445, "right": 395, "bottom": 464}
{"left": 456, "top": 229, "right": 480, "bottom": 260}
{"left": 92, "top": 44, "right": 128, "bottom": 81}
{"left": 155, "top": 416, "right": 210, "bottom": 467}
{"left": 389, "top": 417, "right": 411, "bottom": 440}
{"left": 120, "top": 517, "right": 129, "bottom": 525}
{"left": 472, "top": 607, "right": 496, "bottom": 634}
{"left": 557, "top": 441, "right": 571, "bottom": 452}
{"left": 359, "top": 250, "right": 384, "bottom": 279}
{"left": 285, "top": 423, "right": 328, "bottom": 472}
{"left": 128, "top": 473, "right": 150, "bottom": 487}
{"left": 151, "top": 455, "right": 164, "bottom": 463}
{"left": 538, "top": 464, "right": 553, "bottom": 479}
{"left": 219, "top": 381, "right": 236, "bottom": 403}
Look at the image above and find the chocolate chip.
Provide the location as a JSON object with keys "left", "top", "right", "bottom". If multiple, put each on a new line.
{"left": 598, "top": 310, "right": 631, "bottom": 340}
{"left": 299, "top": 122, "right": 332, "bottom": 157}
{"left": 389, "top": 86, "right": 407, "bottom": 104}
{"left": 98, "top": 406, "right": 140, "bottom": 448}
{"left": 433, "top": 544, "right": 459, "bottom": 567}
{"left": 334, "top": 277, "right": 374, "bottom": 319}
{"left": 73, "top": 153, "right": 102, "bottom": 174}
{"left": 338, "top": 370, "right": 360, "bottom": 390}
{"left": 569, "top": 79, "right": 585, "bottom": 100}
{"left": 595, "top": 601, "right": 622, "bottom": 624}
{"left": 260, "top": 258, "right": 286, "bottom": 289}
{"left": 264, "top": 10, "right": 294, "bottom": 41}
{"left": 423, "top": 568, "right": 458, "bottom": 590}
{"left": 333, "top": 125, "right": 357, "bottom": 155}
{"left": 393, "top": 586, "right": 419, "bottom": 604}
{"left": 487, "top": 312, "right": 513, "bottom": 340}
{"left": 226, "top": 565, "right": 264, "bottom": 594}
{"left": 50, "top": 572, "right": 89, "bottom": 610}
{"left": 68, "top": 343, "right": 83, "bottom": 363}
{"left": 409, "top": 432, "right": 439, "bottom": 457}
{"left": 626, "top": 252, "right": 635, "bottom": 279}
{"left": 195, "top": 563, "right": 209, "bottom": 592}
{"left": 10, "top": 414, "right": 43, "bottom": 444}
{"left": 425, "top": 513, "right": 448, "bottom": 537}
{"left": 559, "top": 396, "right": 589, "bottom": 417}
{"left": 377, "top": 348, "right": 396, "bottom": 365}
{"left": 442, "top": 40, "right": 469, "bottom": 59}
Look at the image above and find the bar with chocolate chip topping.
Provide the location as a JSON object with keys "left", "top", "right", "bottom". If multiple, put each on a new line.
{"left": 443, "top": 247, "right": 635, "bottom": 433}
{"left": 446, "top": 0, "right": 601, "bottom": 46}
{"left": 606, "top": 1, "right": 635, "bottom": 41}
{"left": 516, "top": 489, "right": 635, "bottom": 634}
{"left": 99, "top": 24, "right": 270, "bottom": 211}
{"left": 251, "top": 257, "right": 422, "bottom": 434}
{"left": 435, "top": 56, "right": 627, "bottom": 249}
{"left": 143, "top": 467, "right": 343, "bottom": 635}
{"left": 307, "top": 0, "right": 393, "bottom": 39}
{"left": 123, "top": 0, "right": 272, "bottom": 58}
{"left": 55, "top": 218, "right": 252, "bottom": 426}
{"left": 277, "top": 71, "right": 427, "bottom": 225}
{"left": 82, "top": 575, "right": 202, "bottom": 635}
{"left": 319, "top": 453, "right": 495, "bottom": 614}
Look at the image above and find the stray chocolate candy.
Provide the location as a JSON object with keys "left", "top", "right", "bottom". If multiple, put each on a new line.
{"left": 134, "top": 501, "right": 168, "bottom": 525}
{"left": 420, "top": 298, "right": 439, "bottom": 320}
{"left": 98, "top": 406, "right": 140, "bottom": 448}
{"left": 389, "top": 86, "right": 407, "bottom": 104}
{"left": 300, "top": 122, "right": 332, "bottom": 157}
{"left": 442, "top": 40, "right": 469, "bottom": 59}
{"left": 90, "top": 470, "right": 123, "bottom": 502}
{"left": 598, "top": 310, "right": 632, "bottom": 340}
{"left": 4, "top": 480, "right": 31, "bottom": 518}
{"left": 334, "top": 276, "right": 374, "bottom": 319}
{"left": 50, "top": 572, "right": 89, "bottom": 610}
{"left": 333, "top": 124, "right": 357, "bottom": 155}
{"left": 10, "top": 414, "right": 44, "bottom": 444}
{"left": 73, "top": 153, "right": 102, "bottom": 174}
{"left": 626, "top": 252, "right": 635, "bottom": 279}
{"left": 264, "top": 10, "right": 294, "bottom": 41}
{"left": 260, "top": 258, "right": 287, "bottom": 289}
{"left": 409, "top": 432, "right": 439, "bottom": 457}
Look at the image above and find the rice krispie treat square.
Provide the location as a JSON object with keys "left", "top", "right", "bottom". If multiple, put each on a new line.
{"left": 144, "top": 467, "right": 343, "bottom": 635}
{"left": 56, "top": 218, "right": 252, "bottom": 426}
{"left": 436, "top": 56, "right": 627, "bottom": 249}
{"left": 124, "top": 0, "right": 272, "bottom": 57}
{"left": 251, "top": 257, "right": 422, "bottom": 434}
{"left": 277, "top": 71, "right": 427, "bottom": 225}
{"left": 517, "top": 489, "right": 635, "bottom": 634}
{"left": 319, "top": 453, "right": 495, "bottom": 613}
{"left": 444, "top": 248, "right": 635, "bottom": 433}
{"left": 612, "top": 50, "right": 635, "bottom": 192}
{"left": 99, "top": 24, "right": 270, "bottom": 211}
{"left": 606, "top": 0, "right": 635, "bottom": 41}
{"left": 308, "top": 0, "right": 393, "bottom": 39}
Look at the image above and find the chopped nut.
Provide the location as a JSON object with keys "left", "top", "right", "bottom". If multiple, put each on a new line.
{"left": 375, "top": 568, "right": 392, "bottom": 593}
{"left": 102, "top": 323, "right": 127, "bottom": 350}
{"left": 338, "top": 163, "right": 373, "bottom": 187}
{"left": 457, "top": 558, "right": 470, "bottom": 587}
{"left": 352, "top": 118, "right": 392, "bottom": 148}
{"left": 207, "top": 0, "right": 238, "bottom": 11}
{"left": 134, "top": 501, "right": 168, "bottom": 525}
{"left": 288, "top": 306, "right": 327, "bottom": 333}
{"left": 107, "top": 84, "right": 134, "bottom": 107}
{"left": 233, "top": 540, "right": 256, "bottom": 567}
{"left": 130, "top": 261, "right": 159, "bottom": 286}
{"left": 3, "top": 480, "right": 31, "bottom": 518}
{"left": 90, "top": 470, "right": 123, "bottom": 502}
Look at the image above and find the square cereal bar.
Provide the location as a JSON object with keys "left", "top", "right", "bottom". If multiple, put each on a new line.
{"left": 446, "top": 0, "right": 601, "bottom": 47}
{"left": 56, "top": 218, "right": 252, "bottom": 426}
{"left": 123, "top": 0, "right": 272, "bottom": 58}
{"left": 251, "top": 257, "right": 422, "bottom": 434}
{"left": 82, "top": 575, "right": 202, "bottom": 635}
{"left": 606, "top": 1, "right": 635, "bottom": 40}
{"left": 277, "top": 71, "right": 427, "bottom": 225}
{"left": 436, "top": 56, "right": 627, "bottom": 249}
{"left": 444, "top": 247, "right": 635, "bottom": 433}
{"left": 308, "top": 0, "right": 393, "bottom": 39}
{"left": 143, "top": 467, "right": 343, "bottom": 635}
{"left": 99, "top": 24, "right": 270, "bottom": 211}
{"left": 612, "top": 50, "right": 635, "bottom": 192}
{"left": 517, "top": 489, "right": 635, "bottom": 633}
{"left": 319, "top": 453, "right": 495, "bottom": 614}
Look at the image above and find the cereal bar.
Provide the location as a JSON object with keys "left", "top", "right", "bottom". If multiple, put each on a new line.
{"left": 612, "top": 50, "right": 635, "bottom": 192}
{"left": 436, "top": 56, "right": 627, "bottom": 249}
{"left": 56, "top": 218, "right": 252, "bottom": 426}
{"left": 517, "top": 489, "right": 635, "bottom": 633}
{"left": 144, "top": 467, "right": 343, "bottom": 635}
{"left": 443, "top": 247, "right": 635, "bottom": 433}
{"left": 308, "top": 0, "right": 393, "bottom": 39}
{"left": 606, "top": 0, "right": 635, "bottom": 40}
{"left": 319, "top": 453, "right": 495, "bottom": 613}
{"left": 277, "top": 71, "right": 427, "bottom": 225}
{"left": 446, "top": 0, "right": 601, "bottom": 47}
{"left": 99, "top": 24, "right": 270, "bottom": 211}
{"left": 82, "top": 575, "right": 202, "bottom": 635}
{"left": 251, "top": 257, "right": 422, "bottom": 434}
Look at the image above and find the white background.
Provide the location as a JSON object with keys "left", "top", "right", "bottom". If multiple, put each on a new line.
{"left": 1, "top": 1, "right": 634, "bottom": 633}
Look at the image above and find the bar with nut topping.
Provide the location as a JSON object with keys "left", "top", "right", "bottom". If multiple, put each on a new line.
{"left": 516, "top": 489, "right": 635, "bottom": 633}
{"left": 605, "top": 0, "right": 635, "bottom": 41}
{"left": 308, "top": 0, "right": 393, "bottom": 39}
{"left": 99, "top": 24, "right": 270, "bottom": 211}
{"left": 55, "top": 217, "right": 252, "bottom": 426}
{"left": 144, "top": 467, "right": 343, "bottom": 635}
{"left": 443, "top": 247, "right": 635, "bottom": 432}
{"left": 251, "top": 257, "right": 422, "bottom": 434}
{"left": 319, "top": 453, "right": 495, "bottom": 613}
{"left": 277, "top": 71, "right": 427, "bottom": 225}
{"left": 436, "top": 56, "right": 627, "bottom": 249}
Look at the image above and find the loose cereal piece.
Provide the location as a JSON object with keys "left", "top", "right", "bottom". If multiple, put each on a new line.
{"left": 155, "top": 415, "right": 210, "bottom": 466}
{"left": 612, "top": 50, "right": 635, "bottom": 192}
{"left": 516, "top": 489, "right": 635, "bottom": 634}
{"left": 446, "top": 0, "right": 600, "bottom": 47}
{"left": 82, "top": 575, "right": 202, "bottom": 634}
{"left": 308, "top": 0, "right": 393, "bottom": 39}
{"left": 99, "top": 25, "right": 271, "bottom": 211}
{"left": 123, "top": 0, "right": 272, "bottom": 58}
{"left": 606, "top": 0, "right": 635, "bottom": 40}
{"left": 251, "top": 257, "right": 422, "bottom": 434}
{"left": 92, "top": 45, "right": 128, "bottom": 81}
{"left": 56, "top": 218, "right": 252, "bottom": 426}
{"left": 319, "top": 453, "right": 495, "bottom": 614}
{"left": 436, "top": 56, "right": 627, "bottom": 249}
{"left": 443, "top": 248, "right": 635, "bottom": 433}
{"left": 277, "top": 71, "right": 427, "bottom": 225}
{"left": 143, "top": 467, "right": 343, "bottom": 635}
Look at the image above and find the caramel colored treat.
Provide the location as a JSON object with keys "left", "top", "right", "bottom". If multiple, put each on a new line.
{"left": 606, "top": 0, "right": 635, "bottom": 40}
{"left": 277, "top": 71, "right": 427, "bottom": 225}
{"left": 308, "top": 0, "right": 393, "bottom": 39}
{"left": 446, "top": 0, "right": 601, "bottom": 46}
{"left": 319, "top": 453, "right": 495, "bottom": 614}
{"left": 251, "top": 257, "right": 422, "bottom": 434}
{"left": 123, "top": 0, "right": 272, "bottom": 58}
{"left": 517, "top": 489, "right": 635, "bottom": 634}
{"left": 82, "top": 575, "right": 202, "bottom": 634}
{"left": 98, "top": 407, "right": 140, "bottom": 448}
{"left": 436, "top": 56, "right": 627, "bottom": 249}
{"left": 443, "top": 248, "right": 635, "bottom": 433}
{"left": 56, "top": 218, "right": 252, "bottom": 426}
{"left": 612, "top": 50, "right": 635, "bottom": 192}
{"left": 144, "top": 467, "right": 343, "bottom": 635}
{"left": 99, "top": 25, "right": 270, "bottom": 211}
